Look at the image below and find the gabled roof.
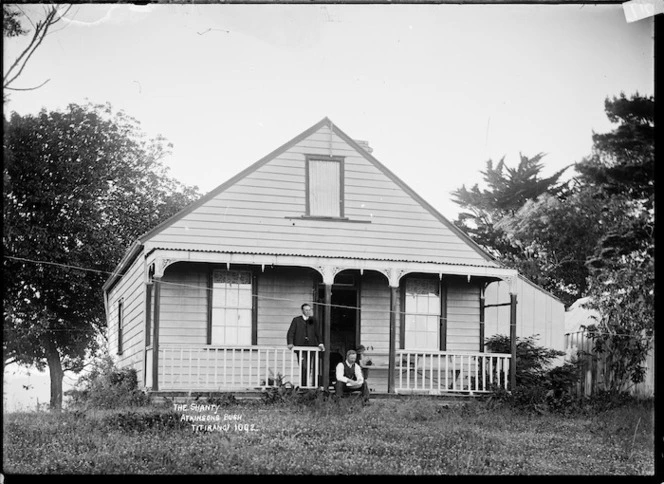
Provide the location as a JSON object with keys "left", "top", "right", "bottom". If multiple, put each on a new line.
{"left": 138, "top": 117, "right": 496, "bottom": 259}
{"left": 104, "top": 117, "right": 501, "bottom": 292}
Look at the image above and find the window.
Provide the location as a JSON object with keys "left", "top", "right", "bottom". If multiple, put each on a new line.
{"left": 306, "top": 156, "right": 343, "bottom": 217}
{"left": 211, "top": 270, "right": 252, "bottom": 345}
{"left": 404, "top": 278, "right": 440, "bottom": 350}
{"left": 145, "top": 284, "right": 152, "bottom": 347}
{"left": 117, "top": 299, "right": 124, "bottom": 355}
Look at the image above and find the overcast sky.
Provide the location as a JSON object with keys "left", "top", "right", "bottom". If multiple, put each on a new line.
{"left": 3, "top": 3, "right": 654, "bottom": 222}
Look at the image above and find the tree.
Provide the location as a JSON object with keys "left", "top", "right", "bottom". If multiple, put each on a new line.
{"left": 577, "top": 93, "right": 654, "bottom": 392}
{"left": 491, "top": 93, "right": 653, "bottom": 389}
{"left": 456, "top": 93, "right": 653, "bottom": 312}
{"left": 3, "top": 103, "right": 200, "bottom": 410}
{"left": 577, "top": 93, "right": 654, "bottom": 202}
{"left": 3, "top": 4, "right": 72, "bottom": 100}
{"left": 451, "top": 153, "right": 571, "bottom": 292}
{"left": 494, "top": 182, "right": 605, "bottom": 306}
{"left": 3, "top": 5, "right": 28, "bottom": 37}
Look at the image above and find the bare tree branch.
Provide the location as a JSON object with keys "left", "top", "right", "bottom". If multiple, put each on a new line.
{"left": 197, "top": 27, "right": 230, "bottom": 35}
{"left": 3, "top": 5, "right": 72, "bottom": 96}
{"left": 5, "top": 78, "right": 51, "bottom": 91}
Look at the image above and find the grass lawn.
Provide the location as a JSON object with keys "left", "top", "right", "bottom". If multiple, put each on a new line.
{"left": 2, "top": 396, "right": 654, "bottom": 475}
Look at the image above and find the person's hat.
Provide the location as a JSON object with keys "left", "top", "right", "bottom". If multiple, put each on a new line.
{"left": 356, "top": 345, "right": 366, "bottom": 354}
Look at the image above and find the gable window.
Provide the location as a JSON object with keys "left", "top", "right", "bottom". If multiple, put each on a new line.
{"left": 404, "top": 278, "right": 440, "bottom": 350}
{"left": 211, "top": 269, "right": 252, "bottom": 345}
{"left": 117, "top": 299, "right": 124, "bottom": 355}
{"left": 306, "top": 156, "right": 344, "bottom": 217}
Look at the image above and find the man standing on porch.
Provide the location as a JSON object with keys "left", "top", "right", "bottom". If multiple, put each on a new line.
{"left": 287, "top": 303, "right": 325, "bottom": 387}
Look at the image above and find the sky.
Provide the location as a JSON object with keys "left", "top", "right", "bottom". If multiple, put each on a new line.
{"left": 3, "top": 3, "right": 654, "bottom": 220}
{"left": 2, "top": 3, "right": 655, "bottom": 410}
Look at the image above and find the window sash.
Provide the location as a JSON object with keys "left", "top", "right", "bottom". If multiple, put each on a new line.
{"left": 404, "top": 278, "right": 440, "bottom": 350}
{"left": 117, "top": 300, "right": 124, "bottom": 355}
{"left": 211, "top": 270, "right": 252, "bottom": 345}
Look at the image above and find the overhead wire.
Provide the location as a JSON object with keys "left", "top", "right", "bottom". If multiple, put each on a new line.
{"left": 3, "top": 254, "right": 650, "bottom": 339}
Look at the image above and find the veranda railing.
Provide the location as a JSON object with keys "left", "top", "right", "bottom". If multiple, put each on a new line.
{"left": 157, "top": 345, "right": 321, "bottom": 391}
{"left": 396, "top": 349, "right": 511, "bottom": 394}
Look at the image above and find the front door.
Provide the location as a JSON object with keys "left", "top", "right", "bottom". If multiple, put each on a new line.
{"left": 317, "top": 284, "right": 358, "bottom": 369}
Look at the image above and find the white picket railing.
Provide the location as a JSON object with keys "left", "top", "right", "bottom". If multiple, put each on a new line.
{"left": 154, "top": 345, "right": 510, "bottom": 394}
{"left": 396, "top": 350, "right": 511, "bottom": 394}
{"left": 157, "top": 345, "right": 321, "bottom": 391}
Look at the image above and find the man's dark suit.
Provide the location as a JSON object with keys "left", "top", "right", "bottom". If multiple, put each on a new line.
{"left": 287, "top": 316, "right": 321, "bottom": 387}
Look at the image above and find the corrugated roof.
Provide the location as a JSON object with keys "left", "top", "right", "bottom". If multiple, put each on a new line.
{"left": 145, "top": 246, "right": 502, "bottom": 269}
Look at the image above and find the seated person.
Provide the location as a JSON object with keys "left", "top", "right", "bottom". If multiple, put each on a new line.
{"left": 334, "top": 350, "right": 370, "bottom": 402}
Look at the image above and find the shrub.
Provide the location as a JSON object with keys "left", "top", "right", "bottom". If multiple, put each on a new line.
{"left": 261, "top": 384, "right": 334, "bottom": 407}
{"left": 66, "top": 355, "right": 149, "bottom": 410}
{"left": 485, "top": 334, "right": 581, "bottom": 414}
{"left": 485, "top": 334, "right": 565, "bottom": 387}
{"left": 204, "top": 393, "right": 238, "bottom": 407}
{"left": 261, "top": 378, "right": 297, "bottom": 405}
{"left": 584, "top": 389, "right": 637, "bottom": 412}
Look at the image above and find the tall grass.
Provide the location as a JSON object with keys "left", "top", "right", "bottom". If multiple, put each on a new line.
{"left": 2, "top": 397, "right": 654, "bottom": 475}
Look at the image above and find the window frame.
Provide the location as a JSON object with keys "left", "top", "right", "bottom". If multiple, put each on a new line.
{"left": 208, "top": 268, "right": 256, "bottom": 346}
{"left": 402, "top": 277, "right": 445, "bottom": 351}
{"left": 117, "top": 299, "right": 124, "bottom": 356}
{"left": 305, "top": 155, "right": 345, "bottom": 218}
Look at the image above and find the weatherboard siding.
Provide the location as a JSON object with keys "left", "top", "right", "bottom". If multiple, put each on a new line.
{"left": 153, "top": 265, "right": 318, "bottom": 347}
{"left": 107, "top": 253, "right": 146, "bottom": 381}
{"left": 159, "top": 263, "right": 208, "bottom": 345}
{"left": 484, "top": 276, "right": 565, "bottom": 352}
{"left": 146, "top": 125, "right": 493, "bottom": 267}
{"left": 360, "top": 272, "right": 395, "bottom": 358}
{"left": 445, "top": 279, "right": 481, "bottom": 352}
{"left": 256, "top": 268, "right": 317, "bottom": 347}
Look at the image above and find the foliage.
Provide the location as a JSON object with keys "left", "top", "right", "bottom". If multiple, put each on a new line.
{"left": 261, "top": 378, "right": 336, "bottom": 408}
{"left": 451, "top": 153, "right": 573, "bottom": 303}
{"left": 485, "top": 334, "right": 580, "bottom": 414}
{"left": 3, "top": 102, "right": 200, "bottom": 409}
{"left": 577, "top": 93, "right": 654, "bottom": 393}
{"left": 583, "top": 389, "right": 640, "bottom": 413}
{"left": 261, "top": 377, "right": 298, "bottom": 405}
{"left": 582, "top": 259, "right": 653, "bottom": 393}
{"left": 452, "top": 93, "right": 653, "bottom": 314}
{"left": 495, "top": 186, "right": 604, "bottom": 306}
{"left": 3, "top": 5, "right": 28, "bottom": 37}
{"left": 452, "top": 154, "right": 569, "bottom": 255}
{"left": 204, "top": 393, "right": 238, "bottom": 407}
{"left": 66, "top": 354, "right": 149, "bottom": 410}
{"left": 485, "top": 334, "right": 565, "bottom": 387}
{"left": 101, "top": 409, "right": 187, "bottom": 433}
{"left": 3, "top": 399, "right": 654, "bottom": 474}
{"left": 577, "top": 93, "right": 654, "bottom": 202}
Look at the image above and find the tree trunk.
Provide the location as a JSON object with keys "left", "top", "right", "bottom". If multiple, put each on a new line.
{"left": 43, "top": 336, "right": 63, "bottom": 411}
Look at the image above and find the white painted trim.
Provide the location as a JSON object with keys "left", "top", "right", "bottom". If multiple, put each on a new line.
{"left": 144, "top": 248, "right": 518, "bottom": 285}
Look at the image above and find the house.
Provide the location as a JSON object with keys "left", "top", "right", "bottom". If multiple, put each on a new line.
{"left": 102, "top": 117, "right": 563, "bottom": 397}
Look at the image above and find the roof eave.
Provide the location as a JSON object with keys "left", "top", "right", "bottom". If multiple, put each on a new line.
{"left": 136, "top": 117, "right": 332, "bottom": 245}
{"left": 328, "top": 121, "right": 500, "bottom": 265}
{"left": 102, "top": 240, "right": 144, "bottom": 293}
